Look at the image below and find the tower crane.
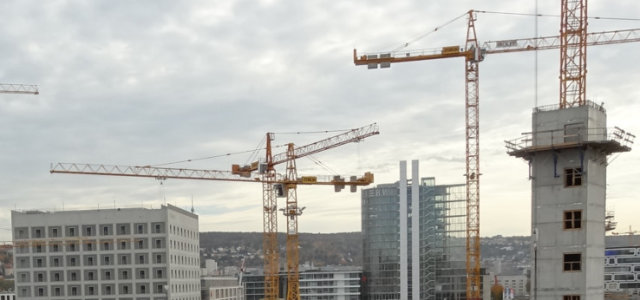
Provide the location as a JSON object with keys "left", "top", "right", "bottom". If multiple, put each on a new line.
{"left": 233, "top": 123, "right": 379, "bottom": 300}
{"left": 0, "top": 83, "right": 39, "bottom": 95}
{"left": 354, "top": 4, "right": 639, "bottom": 299}
{"left": 52, "top": 123, "right": 379, "bottom": 300}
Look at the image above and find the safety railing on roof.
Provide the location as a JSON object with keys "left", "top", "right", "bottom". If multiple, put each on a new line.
{"left": 505, "top": 126, "right": 634, "bottom": 153}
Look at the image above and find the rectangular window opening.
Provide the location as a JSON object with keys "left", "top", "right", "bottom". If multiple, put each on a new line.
{"left": 565, "top": 168, "right": 582, "bottom": 187}
{"left": 564, "top": 210, "right": 582, "bottom": 229}
{"left": 564, "top": 253, "right": 582, "bottom": 272}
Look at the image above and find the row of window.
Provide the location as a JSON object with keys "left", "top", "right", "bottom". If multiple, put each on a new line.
{"left": 15, "top": 237, "right": 166, "bottom": 254}
{"left": 16, "top": 253, "right": 165, "bottom": 268}
{"left": 15, "top": 222, "right": 165, "bottom": 239}
{"left": 169, "top": 224, "right": 198, "bottom": 240}
{"left": 17, "top": 267, "right": 166, "bottom": 282}
{"left": 18, "top": 282, "right": 168, "bottom": 297}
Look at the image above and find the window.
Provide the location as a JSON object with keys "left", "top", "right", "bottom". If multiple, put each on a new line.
{"left": 564, "top": 295, "right": 580, "bottom": 300}
{"left": 140, "top": 270, "right": 146, "bottom": 279}
{"left": 88, "top": 256, "right": 94, "bottom": 265}
{"left": 37, "top": 288, "right": 44, "bottom": 296}
{"left": 156, "top": 254, "right": 162, "bottom": 263}
{"left": 86, "top": 227, "right": 92, "bottom": 235}
{"left": 103, "top": 226, "right": 109, "bottom": 235}
{"left": 103, "top": 242, "right": 110, "bottom": 250}
{"left": 137, "top": 224, "right": 144, "bottom": 234}
{"left": 120, "top": 240, "right": 127, "bottom": 249}
{"left": 88, "top": 272, "right": 94, "bottom": 280}
{"left": 34, "top": 229, "right": 41, "bottom": 238}
{"left": 123, "top": 270, "right": 129, "bottom": 279}
{"left": 564, "top": 253, "right": 582, "bottom": 271}
{"left": 141, "top": 285, "right": 146, "bottom": 294}
{"left": 70, "top": 272, "right": 77, "bottom": 281}
{"left": 565, "top": 168, "right": 582, "bottom": 187}
{"left": 564, "top": 210, "right": 582, "bottom": 229}
{"left": 123, "top": 285, "right": 129, "bottom": 294}
{"left": 105, "top": 286, "right": 112, "bottom": 295}
{"left": 105, "top": 271, "right": 111, "bottom": 280}
{"left": 52, "top": 258, "right": 60, "bottom": 267}
{"left": 104, "top": 256, "right": 110, "bottom": 265}
{"left": 69, "top": 227, "right": 75, "bottom": 237}
{"left": 71, "top": 287, "right": 77, "bottom": 296}
{"left": 88, "top": 286, "right": 94, "bottom": 295}
{"left": 120, "top": 225, "right": 126, "bottom": 234}
{"left": 155, "top": 239, "right": 162, "bottom": 248}
{"left": 54, "top": 287, "right": 61, "bottom": 296}
{"left": 155, "top": 224, "right": 161, "bottom": 233}
{"left": 52, "top": 228, "right": 58, "bottom": 237}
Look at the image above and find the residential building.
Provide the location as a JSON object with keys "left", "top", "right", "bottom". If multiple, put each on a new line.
{"left": 12, "top": 204, "right": 200, "bottom": 300}
{"left": 507, "top": 101, "right": 633, "bottom": 300}
{"left": 361, "top": 160, "right": 470, "bottom": 300}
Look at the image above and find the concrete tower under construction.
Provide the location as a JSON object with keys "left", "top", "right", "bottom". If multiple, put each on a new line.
{"left": 506, "top": 101, "right": 634, "bottom": 300}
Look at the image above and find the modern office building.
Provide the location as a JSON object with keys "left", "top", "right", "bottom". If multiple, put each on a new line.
{"left": 361, "top": 160, "right": 469, "bottom": 300}
{"left": 11, "top": 204, "right": 200, "bottom": 300}
{"left": 506, "top": 101, "right": 633, "bottom": 300}
{"left": 243, "top": 267, "right": 362, "bottom": 300}
{"left": 604, "top": 234, "right": 640, "bottom": 298}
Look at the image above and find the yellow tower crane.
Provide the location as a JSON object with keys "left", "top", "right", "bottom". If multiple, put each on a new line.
{"left": 52, "top": 123, "right": 379, "bottom": 300}
{"left": 354, "top": 5, "right": 639, "bottom": 299}
{"left": 232, "top": 123, "right": 379, "bottom": 300}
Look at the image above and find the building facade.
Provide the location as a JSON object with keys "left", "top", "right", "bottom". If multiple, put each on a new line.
{"left": 201, "top": 276, "right": 243, "bottom": 300}
{"left": 12, "top": 204, "right": 200, "bottom": 300}
{"left": 604, "top": 235, "right": 640, "bottom": 298}
{"left": 361, "top": 160, "right": 468, "bottom": 300}
{"left": 244, "top": 267, "right": 361, "bottom": 300}
{"left": 507, "top": 101, "right": 633, "bottom": 300}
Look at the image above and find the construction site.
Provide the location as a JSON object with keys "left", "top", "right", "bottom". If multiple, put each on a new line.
{"left": 1, "top": 1, "right": 639, "bottom": 300}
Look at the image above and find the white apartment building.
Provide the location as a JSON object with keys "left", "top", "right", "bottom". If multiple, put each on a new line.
{"left": 12, "top": 204, "right": 200, "bottom": 300}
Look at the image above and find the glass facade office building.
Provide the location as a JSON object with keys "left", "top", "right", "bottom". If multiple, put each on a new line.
{"left": 361, "top": 160, "right": 466, "bottom": 300}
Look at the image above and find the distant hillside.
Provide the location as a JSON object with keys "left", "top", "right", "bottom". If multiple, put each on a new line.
{"left": 199, "top": 232, "right": 533, "bottom": 274}
{"left": 199, "top": 232, "right": 362, "bottom": 269}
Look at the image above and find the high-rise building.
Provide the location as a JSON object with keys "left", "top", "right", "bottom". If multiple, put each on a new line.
{"left": 361, "top": 160, "right": 468, "bottom": 300}
{"left": 506, "top": 101, "right": 633, "bottom": 300}
{"left": 11, "top": 204, "right": 200, "bottom": 300}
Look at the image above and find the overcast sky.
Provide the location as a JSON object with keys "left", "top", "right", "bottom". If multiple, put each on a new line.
{"left": 0, "top": 0, "right": 638, "bottom": 242}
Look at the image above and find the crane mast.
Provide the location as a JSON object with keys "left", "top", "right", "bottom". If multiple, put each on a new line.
{"left": 284, "top": 143, "right": 301, "bottom": 300}
{"left": 464, "top": 11, "right": 483, "bottom": 300}
{"left": 560, "top": 0, "right": 588, "bottom": 108}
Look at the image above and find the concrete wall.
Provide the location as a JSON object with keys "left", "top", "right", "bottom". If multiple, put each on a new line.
{"left": 530, "top": 105, "right": 607, "bottom": 300}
